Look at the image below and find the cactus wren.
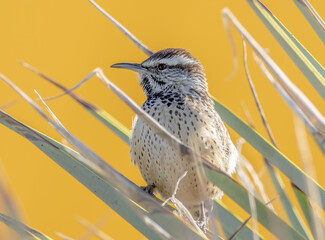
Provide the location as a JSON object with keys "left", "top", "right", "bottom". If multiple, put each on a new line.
{"left": 111, "top": 48, "right": 238, "bottom": 225}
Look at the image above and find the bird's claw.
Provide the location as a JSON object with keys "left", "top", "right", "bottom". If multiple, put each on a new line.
{"left": 141, "top": 184, "right": 156, "bottom": 196}
{"left": 197, "top": 220, "right": 208, "bottom": 232}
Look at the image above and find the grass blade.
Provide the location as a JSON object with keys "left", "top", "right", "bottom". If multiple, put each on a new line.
{"left": 292, "top": 184, "right": 325, "bottom": 239}
{"left": 88, "top": 0, "right": 153, "bottom": 56}
{"left": 228, "top": 216, "right": 252, "bottom": 240}
{"left": 213, "top": 201, "right": 263, "bottom": 240}
{"left": 265, "top": 163, "right": 310, "bottom": 238}
{"left": 77, "top": 216, "right": 114, "bottom": 240}
{"left": 293, "top": 0, "right": 325, "bottom": 44}
{"left": 203, "top": 167, "right": 305, "bottom": 240}
{"left": 293, "top": 116, "right": 325, "bottom": 239}
{"left": 55, "top": 233, "right": 75, "bottom": 240}
{"left": 0, "top": 212, "right": 52, "bottom": 240}
{"left": 227, "top": 197, "right": 278, "bottom": 240}
{"left": 246, "top": 0, "right": 325, "bottom": 99}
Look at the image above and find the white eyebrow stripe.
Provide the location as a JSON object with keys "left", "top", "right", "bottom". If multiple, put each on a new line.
{"left": 144, "top": 55, "right": 197, "bottom": 67}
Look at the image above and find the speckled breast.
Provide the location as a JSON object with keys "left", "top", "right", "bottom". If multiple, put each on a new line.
{"left": 130, "top": 93, "right": 237, "bottom": 204}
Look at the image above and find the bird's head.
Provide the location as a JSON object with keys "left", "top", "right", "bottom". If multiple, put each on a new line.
{"left": 111, "top": 48, "right": 208, "bottom": 99}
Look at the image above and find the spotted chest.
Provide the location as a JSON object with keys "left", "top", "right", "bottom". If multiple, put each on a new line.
{"left": 130, "top": 92, "right": 237, "bottom": 204}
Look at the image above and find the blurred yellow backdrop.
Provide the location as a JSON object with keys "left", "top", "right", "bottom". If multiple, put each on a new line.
{"left": 0, "top": 0, "right": 324, "bottom": 239}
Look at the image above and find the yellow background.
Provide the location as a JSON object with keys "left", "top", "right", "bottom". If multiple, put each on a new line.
{"left": 0, "top": 0, "right": 324, "bottom": 239}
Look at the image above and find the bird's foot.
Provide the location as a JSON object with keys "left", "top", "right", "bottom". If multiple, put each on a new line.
{"left": 196, "top": 201, "right": 209, "bottom": 232}
{"left": 196, "top": 220, "right": 208, "bottom": 233}
{"left": 141, "top": 184, "right": 156, "bottom": 197}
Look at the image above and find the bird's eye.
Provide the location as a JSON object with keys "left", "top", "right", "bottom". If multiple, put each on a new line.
{"left": 158, "top": 64, "right": 167, "bottom": 70}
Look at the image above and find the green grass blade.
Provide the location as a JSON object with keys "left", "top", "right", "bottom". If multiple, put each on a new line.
{"left": 69, "top": 97, "right": 130, "bottom": 145}
{"left": 212, "top": 97, "right": 325, "bottom": 211}
{"left": 293, "top": 0, "right": 325, "bottom": 44}
{"left": 85, "top": 107, "right": 130, "bottom": 144}
{"left": 292, "top": 184, "right": 325, "bottom": 239}
{"left": 265, "top": 163, "right": 309, "bottom": 238}
{"left": 0, "top": 212, "right": 52, "bottom": 240}
{"left": 0, "top": 110, "right": 206, "bottom": 240}
{"left": 214, "top": 201, "right": 263, "bottom": 240}
{"left": 203, "top": 167, "right": 305, "bottom": 240}
{"left": 246, "top": 0, "right": 325, "bottom": 100}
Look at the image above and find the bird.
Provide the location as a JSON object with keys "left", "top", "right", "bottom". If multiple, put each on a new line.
{"left": 111, "top": 48, "right": 238, "bottom": 228}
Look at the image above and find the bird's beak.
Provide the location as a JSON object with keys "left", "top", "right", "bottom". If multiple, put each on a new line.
{"left": 110, "top": 63, "right": 146, "bottom": 73}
